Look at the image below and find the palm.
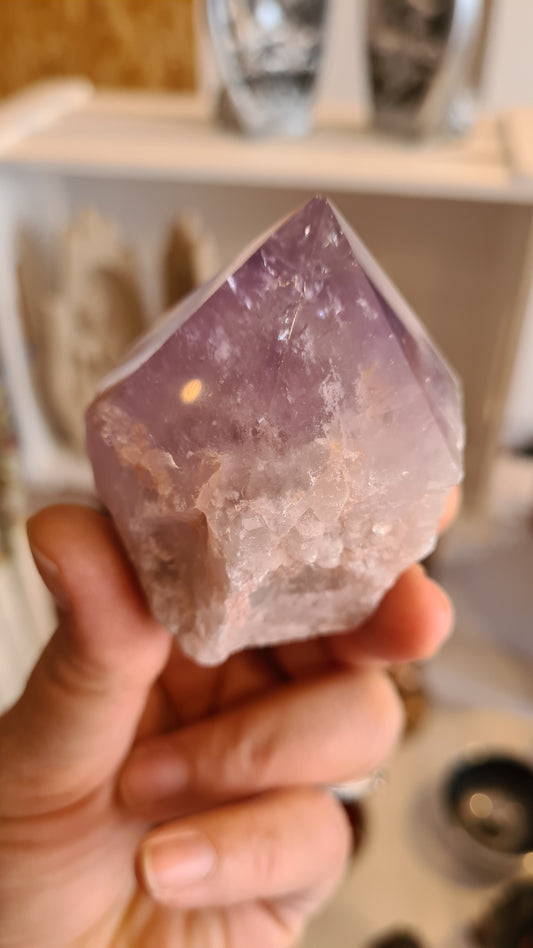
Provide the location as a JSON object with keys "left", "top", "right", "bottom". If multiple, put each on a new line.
{"left": 1, "top": 501, "right": 454, "bottom": 948}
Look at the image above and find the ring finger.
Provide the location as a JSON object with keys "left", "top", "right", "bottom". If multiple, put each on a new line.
{"left": 138, "top": 786, "right": 350, "bottom": 915}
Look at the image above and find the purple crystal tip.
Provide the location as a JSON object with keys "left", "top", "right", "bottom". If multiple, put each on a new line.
{"left": 86, "top": 197, "right": 463, "bottom": 665}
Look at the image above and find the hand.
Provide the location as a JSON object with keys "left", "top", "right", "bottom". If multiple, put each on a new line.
{"left": 0, "top": 501, "right": 454, "bottom": 948}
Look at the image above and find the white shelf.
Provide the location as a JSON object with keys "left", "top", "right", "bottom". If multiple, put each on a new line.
{"left": 0, "top": 84, "right": 530, "bottom": 204}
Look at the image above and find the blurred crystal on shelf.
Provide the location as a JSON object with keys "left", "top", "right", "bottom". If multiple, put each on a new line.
{"left": 163, "top": 214, "right": 220, "bottom": 309}
{"left": 86, "top": 197, "right": 463, "bottom": 665}
{"left": 207, "top": 0, "right": 328, "bottom": 137}
{"left": 0, "top": 358, "right": 55, "bottom": 711}
{"left": 18, "top": 210, "right": 145, "bottom": 453}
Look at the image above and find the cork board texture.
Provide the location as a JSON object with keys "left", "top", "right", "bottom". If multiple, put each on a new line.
{"left": 0, "top": 0, "right": 196, "bottom": 97}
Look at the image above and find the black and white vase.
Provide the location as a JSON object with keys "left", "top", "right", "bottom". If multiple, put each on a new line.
{"left": 366, "top": 0, "right": 485, "bottom": 137}
{"left": 207, "top": 0, "right": 328, "bottom": 137}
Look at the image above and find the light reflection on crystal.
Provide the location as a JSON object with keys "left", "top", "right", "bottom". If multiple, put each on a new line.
{"left": 180, "top": 378, "right": 203, "bottom": 404}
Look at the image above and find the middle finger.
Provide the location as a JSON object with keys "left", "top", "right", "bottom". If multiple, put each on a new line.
{"left": 120, "top": 667, "right": 403, "bottom": 823}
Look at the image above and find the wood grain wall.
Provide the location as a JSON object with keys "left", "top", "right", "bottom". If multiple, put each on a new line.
{"left": 0, "top": 0, "right": 196, "bottom": 97}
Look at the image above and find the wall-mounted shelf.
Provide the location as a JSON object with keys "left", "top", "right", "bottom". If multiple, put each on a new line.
{"left": 1, "top": 84, "right": 530, "bottom": 204}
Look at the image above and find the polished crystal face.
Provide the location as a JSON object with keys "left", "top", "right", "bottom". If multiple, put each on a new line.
{"left": 87, "top": 198, "right": 463, "bottom": 665}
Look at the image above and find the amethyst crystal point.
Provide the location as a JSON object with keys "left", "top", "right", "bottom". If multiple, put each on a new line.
{"left": 86, "top": 198, "right": 463, "bottom": 665}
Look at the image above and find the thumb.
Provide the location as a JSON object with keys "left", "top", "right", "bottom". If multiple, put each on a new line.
{"left": 0, "top": 504, "right": 171, "bottom": 814}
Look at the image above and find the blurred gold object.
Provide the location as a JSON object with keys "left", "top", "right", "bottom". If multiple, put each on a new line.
{"left": 0, "top": 0, "right": 195, "bottom": 98}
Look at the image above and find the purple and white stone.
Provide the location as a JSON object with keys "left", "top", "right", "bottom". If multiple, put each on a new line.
{"left": 86, "top": 197, "right": 463, "bottom": 665}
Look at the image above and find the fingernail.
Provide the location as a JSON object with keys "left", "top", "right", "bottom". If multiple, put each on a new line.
{"left": 121, "top": 745, "right": 189, "bottom": 806}
{"left": 29, "top": 544, "right": 70, "bottom": 611}
{"left": 141, "top": 829, "right": 216, "bottom": 896}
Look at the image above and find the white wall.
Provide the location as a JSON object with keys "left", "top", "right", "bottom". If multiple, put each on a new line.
{"left": 317, "top": 1, "right": 367, "bottom": 107}
{"left": 503, "top": 284, "right": 533, "bottom": 447}
{"left": 481, "top": 0, "right": 533, "bottom": 445}
{"left": 319, "top": 0, "right": 533, "bottom": 114}
{"left": 481, "top": 0, "right": 533, "bottom": 112}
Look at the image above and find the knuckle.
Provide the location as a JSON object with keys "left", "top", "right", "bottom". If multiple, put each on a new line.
{"left": 42, "top": 623, "right": 113, "bottom": 701}
{"left": 222, "top": 718, "right": 280, "bottom": 792}
{"left": 185, "top": 714, "right": 281, "bottom": 804}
